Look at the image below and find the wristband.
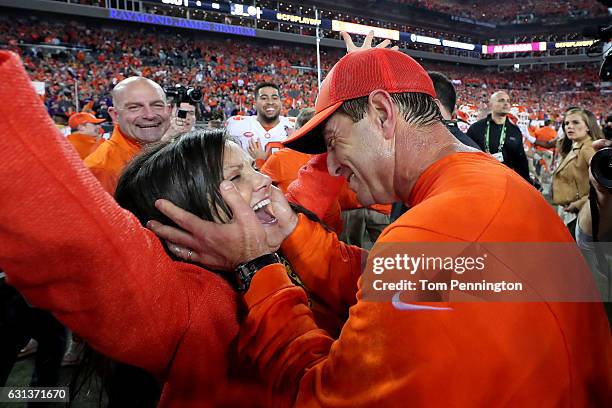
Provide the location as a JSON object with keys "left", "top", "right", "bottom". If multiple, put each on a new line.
{"left": 235, "top": 253, "right": 281, "bottom": 292}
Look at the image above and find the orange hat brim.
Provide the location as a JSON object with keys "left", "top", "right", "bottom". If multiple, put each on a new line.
{"left": 283, "top": 101, "right": 342, "bottom": 154}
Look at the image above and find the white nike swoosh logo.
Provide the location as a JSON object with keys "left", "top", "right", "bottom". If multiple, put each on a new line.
{"left": 391, "top": 292, "right": 453, "bottom": 311}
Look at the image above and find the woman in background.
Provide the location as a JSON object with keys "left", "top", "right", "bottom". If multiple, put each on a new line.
{"left": 552, "top": 108, "right": 603, "bottom": 229}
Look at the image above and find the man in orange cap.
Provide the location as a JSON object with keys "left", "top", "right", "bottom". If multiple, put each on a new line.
{"left": 84, "top": 77, "right": 172, "bottom": 194}
{"left": 66, "top": 112, "right": 105, "bottom": 160}
{"left": 152, "top": 46, "right": 610, "bottom": 407}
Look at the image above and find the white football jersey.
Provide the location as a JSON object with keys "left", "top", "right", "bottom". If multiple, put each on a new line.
{"left": 226, "top": 115, "right": 295, "bottom": 153}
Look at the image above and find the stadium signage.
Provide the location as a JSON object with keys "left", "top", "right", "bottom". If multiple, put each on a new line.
{"left": 276, "top": 13, "right": 321, "bottom": 26}
{"left": 161, "top": 0, "right": 187, "bottom": 5}
{"left": 410, "top": 34, "right": 441, "bottom": 46}
{"left": 482, "top": 42, "right": 547, "bottom": 54}
{"left": 441, "top": 39, "right": 475, "bottom": 51}
{"left": 108, "top": 9, "right": 256, "bottom": 37}
{"left": 332, "top": 20, "right": 399, "bottom": 41}
{"left": 230, "top": 3, "right": 261, "bottom": 19}
{"left": 554, "top": 40, "right": 596, "bottom": 48}
{"left": 405, "top": 34, "right": 476, "bottom": 51}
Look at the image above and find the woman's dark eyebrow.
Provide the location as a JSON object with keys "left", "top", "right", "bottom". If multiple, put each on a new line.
{"left": 223, "top": 164, "right": 243, "bottom": 170}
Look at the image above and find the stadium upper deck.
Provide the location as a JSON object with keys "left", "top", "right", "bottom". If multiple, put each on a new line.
{"left": 1, "top": 11, "right": 607, "bottom": 122}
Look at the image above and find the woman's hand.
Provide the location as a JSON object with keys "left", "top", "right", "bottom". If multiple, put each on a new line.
{"left": 564, "top": 201, "right": 583, "bottom": 214}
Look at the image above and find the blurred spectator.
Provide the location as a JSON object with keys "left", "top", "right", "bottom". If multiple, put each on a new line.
{"left": 66, "top": 112, "right": 105, "bottom": 159}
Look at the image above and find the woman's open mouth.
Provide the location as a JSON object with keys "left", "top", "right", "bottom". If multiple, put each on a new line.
{"left": 251, "top": 198, "right": 278, "bottom": 225}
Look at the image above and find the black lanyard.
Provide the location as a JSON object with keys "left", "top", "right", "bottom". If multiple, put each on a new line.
{"left": 485, "top": 119, "right": 507, "bottom": 153}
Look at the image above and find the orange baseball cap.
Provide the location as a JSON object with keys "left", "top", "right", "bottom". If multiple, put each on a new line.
{"left": 283, "top": 48, "right": 435, "bottom": 154}
{"left": 69, "top": 112, "right": 105, "bottom": 129}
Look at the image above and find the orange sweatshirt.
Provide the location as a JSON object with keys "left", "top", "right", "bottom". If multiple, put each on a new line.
{"left": 83, "top": 125, "right": 142, "bottom": 194}
{"left": 261, "top": 148, "right": 313, "bottom": 193}
{"left": 239, "top": 152, "right": 611, "bottom": 407}
{"left": 0, "top": 51, "right": 261, "bottom": 407}
{"left": 261, "top": 149, "right": 343, "bottom": 232}
{"left": 66, "top": 132, "right": 102, "bottom": 160}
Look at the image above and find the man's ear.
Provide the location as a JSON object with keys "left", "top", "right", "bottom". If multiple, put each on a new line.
{"left": 434, "top": 98, "right": 451, "bottom": 120}
{"left": 368, "top": 90, "right": 396, "bottom": 141}
{"left": 108, "top": 106, "right": 119, "bottom": 124}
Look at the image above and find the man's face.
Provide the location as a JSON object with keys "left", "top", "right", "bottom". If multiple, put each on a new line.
{"left": 78, "top": 122, "right": 102, "bottom": 137}
{"left": 109, "top": 81, "right": 171, "bottom": 144}
{"left": 490, "top": 92, "right": 511, "bottom": 116}
{"left": 323, "top": 111, "right": 394, "bottom": 206}
{"left": 177, "top": 102, "right": 196, "bottom": 130}
{"left": 255, "top": 86, "right": 281, "bottom": 123}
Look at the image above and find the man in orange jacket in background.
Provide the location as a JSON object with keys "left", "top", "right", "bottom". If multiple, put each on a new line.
{"left": 83, "top": 76, "right": 174, "bottom": 405}
{"left": 66, "top": 112, "right": 105, "bottom": 160}
{"left": 152, "top": 47, "right": 611, "bottom": 407}
{"left": 84, "top": 77, "right": 172, "bottom": 194}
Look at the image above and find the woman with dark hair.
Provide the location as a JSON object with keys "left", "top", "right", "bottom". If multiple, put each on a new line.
{"left": 115, "top": 130, "right": 342, "bottom": 336}
{"left": 81, "top": 129, "right": 343, "bottom": 405}
{"left": 0, "top": 52, "right": 277, "bottom": 407}
{"left": 552, "top": 108, "right": 603, "bottom": 226}
{"left": 0, "top": 49, "right": 340, "bottom": 406}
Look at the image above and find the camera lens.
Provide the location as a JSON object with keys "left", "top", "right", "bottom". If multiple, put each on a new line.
{"left": 591, "top": 147, "right": 612, "bottom": 190}
{"left": 188, "top": 88, "right": 202, "bottom": 103}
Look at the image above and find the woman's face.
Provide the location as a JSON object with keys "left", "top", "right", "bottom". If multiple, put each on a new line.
{"left": 221, "top": 141, "right": 277, "bottom": 225}
{"left": 564, "top": 113, "right": 589, "bottom": 141}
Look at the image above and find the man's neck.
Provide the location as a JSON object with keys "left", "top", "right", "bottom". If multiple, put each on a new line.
{"left": 115, "top": 125, "right": 144, "bottom": 147}
{"left": 393, "top": 123, "right": 471, "bottom": 204}
{"left": 257, "top": 115, "right": 280, "bottom": 129}
{"left": 491, "top": 113, "right": 506, "bottom": 125}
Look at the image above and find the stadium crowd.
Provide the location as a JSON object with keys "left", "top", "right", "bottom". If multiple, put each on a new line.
{"left": 1, "top": 16, "right": 609, "bottom": 124}
{"left": 389, "top": 0, "right": 609, "bottom": 23}
{"left": 1, "top": 1, "right": 611, "bottom": 404}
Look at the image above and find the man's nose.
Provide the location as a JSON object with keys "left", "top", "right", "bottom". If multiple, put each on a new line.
{"left": 327, "top": 151, "right": 342, "bottom": 177}
{"left": 140, "top": 105, "right": 156, "bottom": 118}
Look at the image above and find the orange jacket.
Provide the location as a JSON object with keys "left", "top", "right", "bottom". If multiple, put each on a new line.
{"left": 0, "top": 51, "right": 261, "bottom": 407}
{"left": 282, "top": 154, "right": 390, "bottom": 233}
{"left": 263, "top": 149, "right": 343, "bottom": 233}
{"left": 66, "top": 132, "right": 102, "bottom": 160}
{"left": 260, "top": 148, "right": 312, "bottom": 193}
{"left": 83, "top": 125, "right": 142, "bottom": 194}
{"left": 239, "top": 152, "right": 611, "bottom": 407}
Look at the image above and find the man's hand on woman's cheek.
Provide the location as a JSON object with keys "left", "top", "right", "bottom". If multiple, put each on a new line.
{"left": 148, "top": 181, "right": 272, "bottom": 270}
{"left": 146, "top": 182, "right": 298, "bottom": 270}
